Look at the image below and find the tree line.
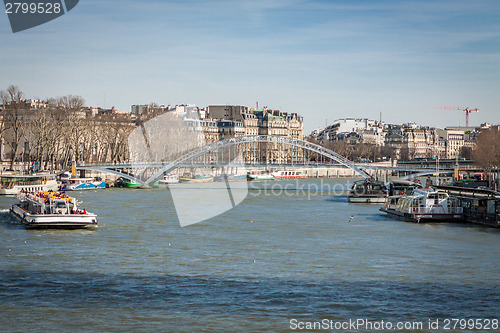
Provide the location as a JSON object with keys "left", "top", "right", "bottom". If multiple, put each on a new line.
{"left": 0, "top": 85, "right": 134, "bottom": 171}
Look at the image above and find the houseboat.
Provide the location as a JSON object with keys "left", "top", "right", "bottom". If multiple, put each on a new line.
{"left": 61, "top": 177, "right": 106, "bottom": 191}
{"left": 348, "top": 178, "right": 388, "bottom": 203}
{"left": 380, "top": 188, "right": 465, "bottom": 223}
{"left": 0, "top": 174, "right": 60, "bottom": 195}
{"left": 10, "top": 191, "right": 98, "bottom": 229}
{"left": 271, "top": 170, "right": 308, "bottom": 179}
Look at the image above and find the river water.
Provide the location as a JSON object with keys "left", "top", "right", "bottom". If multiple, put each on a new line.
{"left": 1, "top": 178, "right": 499, "bottom": 332}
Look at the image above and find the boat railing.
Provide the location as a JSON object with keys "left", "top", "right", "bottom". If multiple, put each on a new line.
{"left": 17, "top": 192, "right": 45, "bottom": 206}
{"left": 409, "top": 206, "right": 463, "bottom": 214}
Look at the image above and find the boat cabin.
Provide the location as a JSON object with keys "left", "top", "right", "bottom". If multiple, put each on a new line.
{"left": 350, "top": 179, "right": 387, "bottom": 196}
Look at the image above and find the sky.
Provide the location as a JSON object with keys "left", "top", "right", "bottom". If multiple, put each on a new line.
{"left": 1, "top": 0, "right": 499, "bottom": 133}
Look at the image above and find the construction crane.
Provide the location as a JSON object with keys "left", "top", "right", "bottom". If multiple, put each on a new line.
{"left": 437, "top": 106, "right": 479, "bottom": 127}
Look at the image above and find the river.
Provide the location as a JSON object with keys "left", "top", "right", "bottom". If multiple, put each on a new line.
{"left": 1, "top": 178, "right": 499, "bottom": 332}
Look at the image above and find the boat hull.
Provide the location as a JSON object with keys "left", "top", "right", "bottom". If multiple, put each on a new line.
{"left": 179, "top": 176, "right": 213, "bottom": 183}
{"left": 246, "top": 174, "right": 275, "bottom": 181}
{"left": 116, "top": 182, "right": 140, "bottom": 188}
{"left": 61, "top": 181, "right": 106, "bottom": 191}
{"left": 380, "top": 207, "right": 465, "bottom": 223}
{"left": 10, "top": 204, "right": 98, "bottom": 229}
{"left": 122, "top": 183, "right": 140, "bottom": 188}
{"left": 213, "top": 175, "right": 246, "bottom": 182}
{"left": 273, "top": 175, "right": 307, "bottom": 179}
{"left": 157, "top": 180, "right": 179, "bottom": 188}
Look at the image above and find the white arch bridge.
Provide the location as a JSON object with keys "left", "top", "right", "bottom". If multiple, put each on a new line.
{"left": 77, "top": 135, "right": 374, "bottom": 185}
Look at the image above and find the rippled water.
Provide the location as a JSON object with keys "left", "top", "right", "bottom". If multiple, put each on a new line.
{"left": 1, "top": 178, "right": 499, "bottom": 332}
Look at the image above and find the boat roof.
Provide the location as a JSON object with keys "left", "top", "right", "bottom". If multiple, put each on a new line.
{"left": 434, "top": 185, "right": 500, "bottom": 199}
{"left": 353, "top": 178, "right": 385, "bottom": 185}
{"left": 389, "top": 178, "right": 422, "bottom": 186}
{"left": 410, "top": 188, "right": 448, "bottom": 197}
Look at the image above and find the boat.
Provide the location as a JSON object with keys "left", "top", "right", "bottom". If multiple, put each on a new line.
{"left": 61, "top": 177, "right": 106, "bottom": 191}
{"left": 348, "top": 178, "right": 388, "bottom": 203}
{"left": 114, "top": 177, "right": 160, "bottom": 188}
{"left": 0, "top": 174, "right": 60, "bottom": 195}
{"left": 271, "top": 170, "right": 308, "bottom": 179}
{"left": 179, "top": 174, "right": 214, "bottom": 183}
{"left": 115, "top": 176, "right": 140, "bottom": 188}
{"left": 213, "top": 174, "right": 246, "bottom": 182}
{"left": 246, "top": 171, "right": 275, "bottom": 181}
{"left": 388, "top": 178, "right": 423, "bottom": 196}
{"left": 375, "top": 179, "right": 423, "bottom": 210}
{"left": 379, "top": 188, "right": 465, "bottom": 223}
{"left": 433, "top": 185, "right": 500, "bottom": 227}
{"left": 160, "top": 173, "right": 179, "bottom": 184}
{"left": 157, "top": 173, "right": 180, "bottom": 187}
{"left": 10, "top": 191, "right": 98, "bottom": 229}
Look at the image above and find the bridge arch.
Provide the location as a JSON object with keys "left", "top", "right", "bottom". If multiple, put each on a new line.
{"left": 140, "top": 135, "right": 372, "bottom": 185}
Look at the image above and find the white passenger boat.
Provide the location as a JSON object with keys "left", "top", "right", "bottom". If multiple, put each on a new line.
{"left": 0, "top": 174, "right": 60, "bottom": 195}
{"left": 10, "top": 191, "right": 98, "bottom": 229}
{"left": 161, "top": 173, "right": 179, "bottom": 184}
{"left": 61, "top": 177, "right": 106, "bottom": 191}
{"left": 271, "top": 170, "right": 307, "bottom": 179}
{"left": 157, "top": 173, "right": 179, "bottom": 187}
{"left": 380, "top": 188, "right": 465, "bottom": 223}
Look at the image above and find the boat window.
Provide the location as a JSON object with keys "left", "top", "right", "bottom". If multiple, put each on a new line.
{"left": 55, "top": 201, "right": 67, "bottom": 208}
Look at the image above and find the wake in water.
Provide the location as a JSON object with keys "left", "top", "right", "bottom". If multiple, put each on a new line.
{"left": 0, "top": 208, "right": 23, "bottom": 229}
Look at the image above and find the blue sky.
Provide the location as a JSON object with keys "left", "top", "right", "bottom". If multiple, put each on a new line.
{"left": 1, "top": 0, "right": 499, "bottom": 132}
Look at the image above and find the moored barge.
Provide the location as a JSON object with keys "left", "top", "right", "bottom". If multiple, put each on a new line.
{"left": 380, "top": 188, "right": 465, "bottom": 223}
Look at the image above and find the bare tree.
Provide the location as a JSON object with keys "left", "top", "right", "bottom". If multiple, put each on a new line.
{"left": 0, "top": 85, "right": 27, "bottom": 169}
{"left": 459, "top": 146, "right": 473, "bottom": 160}
{"left": 472, "top": 127, "right": 500, "bottom": 186}
{"left": 56, "top": 95, "right": 86, "bottom": 167}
